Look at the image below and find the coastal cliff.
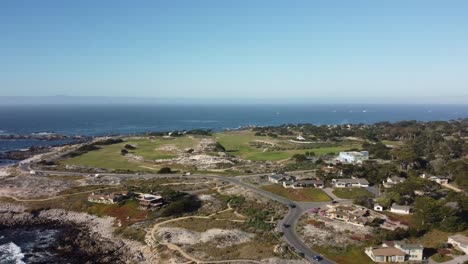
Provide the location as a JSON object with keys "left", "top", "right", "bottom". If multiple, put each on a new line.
{"left": 0, "top": 204, "right": 154, "bottom": 263}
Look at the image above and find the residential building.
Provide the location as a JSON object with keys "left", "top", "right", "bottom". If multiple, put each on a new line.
{"left": 268, "top": 174, "right": 296, "bottom": 184}
{"left": 332, "top": 178, "right": 369, "bottom": 188}
{"left": 138, "top": 193, "right": 164, "bottom": 209}
{"left": 292, "top": 179, "right": 324, "bottom": 189}
{"left": 390, "top": 203, "right": 412, "bottom": 215}
{"left": 421, "top": 174, "right": 450, "bottom": 185}
{"left": 326, "top": 204, "right": 371, "bottom": 226}
{"left": 383, "top": 176, "right": 406, "bottom": 188}
{"left": 321, "top": 165, "right": 343, "bottom": 176}
{"left": 373, "top": 204, "right": 384, "bottom": 212}
{"left": 282, "top": 180, "right": 295, "bottom": 188}
{"left": 296, "top": 135, "right": 306, "bottom": 141}
{"left": 268, "top": 174, "right": 284, "bottom": 184}
{"left": 448, "top": 234, "right": 468, "bottom": 254}
{"left": 338, "top": 151, "right": 369, "bottom": 164}
{"left": 365, "top": 241, "right": 423, "bottom": 262}
{"left": 386, "top": 241, "right": 424, "bottom": 261}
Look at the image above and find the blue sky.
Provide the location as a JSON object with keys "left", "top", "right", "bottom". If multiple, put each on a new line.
{"left": 1, "top": 0, "right": 468, "bottom": 102}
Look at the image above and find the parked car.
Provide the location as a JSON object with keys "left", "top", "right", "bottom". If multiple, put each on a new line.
{"left": 312, "top": 255, "right": 323, "bottom": 261}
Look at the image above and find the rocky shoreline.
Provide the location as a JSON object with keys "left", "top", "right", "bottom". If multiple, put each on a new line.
{"left": 0, "top": 204, "right": 153, "bottom": 264}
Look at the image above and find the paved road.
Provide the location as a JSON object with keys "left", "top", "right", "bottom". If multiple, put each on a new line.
{"left": 17, "top": 162, "right": 338, "bottom": 263}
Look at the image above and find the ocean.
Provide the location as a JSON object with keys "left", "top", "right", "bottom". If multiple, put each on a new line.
{"left": 0, "top": 227, "right": 69, "bottom": 264}
{"left": 1, "top": 104, "right": 468, "bottom": 153}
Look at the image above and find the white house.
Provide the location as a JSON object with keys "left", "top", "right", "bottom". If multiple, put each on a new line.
{"left": 268, "top": 174, "right": 284, "bottom": 183}
{"left": 421, "top": 174, "right": 450, "bottom": 185}
{"left": 383, "top": 176, "right": 406, "bottom": 188}
{"left": 292, "top": 179, "right": 324, "bottom": 189}
{"left": 268, "top": 174, "right": 296, "bottom": 184}
{"left": 332, "top": 178, "right": 369, "bottom": 188}
{"left": 374, "top": 204, "right": 384, "bottom": 212}
{"left": 365, "top": 241, "right": 424, "bottom": 263}
{"left": 296, "top": 135, "right": 306, "bottom": 141}
{"left": 390, "top": 203, "right": 412, "bottom": 215}
{"left": 338, "top": 151, "right": 369, "bottom": 164}
{"left": 448, "top": 234, "right": 468, "bottom": 254}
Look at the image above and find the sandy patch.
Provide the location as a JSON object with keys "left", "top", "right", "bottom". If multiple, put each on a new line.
{"left": 156, "top": 144, "right": 179, "bottom": 152}
{"left": 197, "top": 194, "right": 214, "bottom": 201}
{"left": 157, "top": 227, "right": 254, "bottom": 248}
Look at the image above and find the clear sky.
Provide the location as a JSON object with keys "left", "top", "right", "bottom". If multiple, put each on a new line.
{"left": 1, "top": 0, "right": 468, "bottom": 103}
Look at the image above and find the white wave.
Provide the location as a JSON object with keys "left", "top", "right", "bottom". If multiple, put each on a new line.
{"left": 0, "top": 242, "right": 26, "bottom": 264}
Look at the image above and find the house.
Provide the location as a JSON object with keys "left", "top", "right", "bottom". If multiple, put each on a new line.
{"left": 321, "top": 165, "right": 343, "bottom": 176}
{"left": 282, "top": 180, "right": 295, "bottom": 188}
{"left": 365, "top": 241, "right": 424, "bottom": 262}
{"left": 338, "top": 151, "right": 369, "bottom": 164}
{"left": 383, "top": 176, "right": 406, "bottom": 188}
{"left": 332, "top": 178, "right": 369, "bottom": 188}
{"left": 421, "top": 174, "right": 450, "bottom": 185}
{"left": 88, "top": 192, "right": 129, "bottom": 204}
{"left": 268, "top": 174, "right": 296, "bottom": 184}
{"left": 365, "top": 247, "right": 406, "bottom": 262}
{"left": 293, "top": 179, "right": 324, "bottom": 189}
{"left": 268, "top": 174, "right": 284, "bottom": 183}
{"left": 390, "top": 203, "right": 412, "bottom": 215}
{"left": 386, "top": 241, "right": 424, "bottom": 261}
{"left": 138, "top": 193, "right": 164, "bottom": 209}
{"left": 448, "top": 234, "right": 468, "bottom": 254}
{"left": 374, "top": 204, "right": 384, "bottom": 212}
{"left": 326, "top": 204, "right": 371, "bottom": 226}
{"left": 296, "top": 135, "right": 306, "bottom": 141}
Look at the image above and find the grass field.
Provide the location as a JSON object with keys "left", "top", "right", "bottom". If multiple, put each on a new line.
{"left": 216, "top": 130, "right": 359, "bottom": 161}
{"left": 409, "top": 229, "right": 468, "bottom": 248}
{"left": 332, "top": 188, "right": 375, "bottom": 199}
{"left": 313, "top": 245, "right": 374, "bottom": 264}
{"left": 261, "top": 184, "right": 331, "bottom": 202}
{"left": 60, "top": 136, "right": 200, "bottom": 171}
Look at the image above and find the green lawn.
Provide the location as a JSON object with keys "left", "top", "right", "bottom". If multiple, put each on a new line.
{"left": 431, "top": 254, "right": 454, "bottom": 263}
{"left": 216, "top": 130, "right": 359, "bottom": 161}
{"left": 332, "top": 188, "right": 375, "bottom": 199}
{"left": 313, "top": 245, "right": 374, "bottom": 264}
{"left": 261, "top": 184, "right": 331, "bottom": 202}
{"left": 60, "top": 136, "right": 200, "bottom": 171}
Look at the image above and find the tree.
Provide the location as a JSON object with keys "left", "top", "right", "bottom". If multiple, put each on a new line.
{"left": 158, "top": 167, "right": 172, "bottom": 174}
{"left": 292, "top": 154, "right": 307, "bottom": 162}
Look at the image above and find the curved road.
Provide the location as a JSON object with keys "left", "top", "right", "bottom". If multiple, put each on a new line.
{"left": 16, "top": 160, "right": 337, "bottom": 264}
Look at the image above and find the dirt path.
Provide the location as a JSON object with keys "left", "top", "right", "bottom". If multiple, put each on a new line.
{"left": 0, "top": 186, "right": 119, "bottom": 202}
{"left": 148, "top": 206, "right": 258, "bottom": 264}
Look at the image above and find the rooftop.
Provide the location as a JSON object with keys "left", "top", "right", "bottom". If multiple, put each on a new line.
{"left": 370, "top": 247, "right": 406, "bottom": 256}
{"left": 391, "top": 203, "right": 412, "bottom": 210}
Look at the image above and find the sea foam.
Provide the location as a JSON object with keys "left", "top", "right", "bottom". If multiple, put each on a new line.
{"left": 0, "top": 242, "right": 26, "bottom": 264}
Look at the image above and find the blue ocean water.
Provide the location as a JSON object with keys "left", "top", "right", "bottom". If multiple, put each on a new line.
{"left": 0, "top": 104, "right": 468, "bottom": 152}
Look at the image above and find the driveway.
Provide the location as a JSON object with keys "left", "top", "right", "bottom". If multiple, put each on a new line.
{"left": 428, "top": 254, "right": 468, "bottom": 264}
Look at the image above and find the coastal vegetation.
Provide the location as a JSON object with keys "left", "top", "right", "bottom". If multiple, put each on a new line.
{"left": 261, "top": 184, "right": 331, "bottom": 202}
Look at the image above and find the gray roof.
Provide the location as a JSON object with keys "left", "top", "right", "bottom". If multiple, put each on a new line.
{"left": 269, "top": 174, "right": 283, "bottom": 180}
{"left": 391, "top": 203, "right": 412, "bottom": 210}
{"left": 334, "top": 178, "right": 369, "bottom": 185}
{"left": 297, "top": 179, "right": 323, "bottom": 185}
